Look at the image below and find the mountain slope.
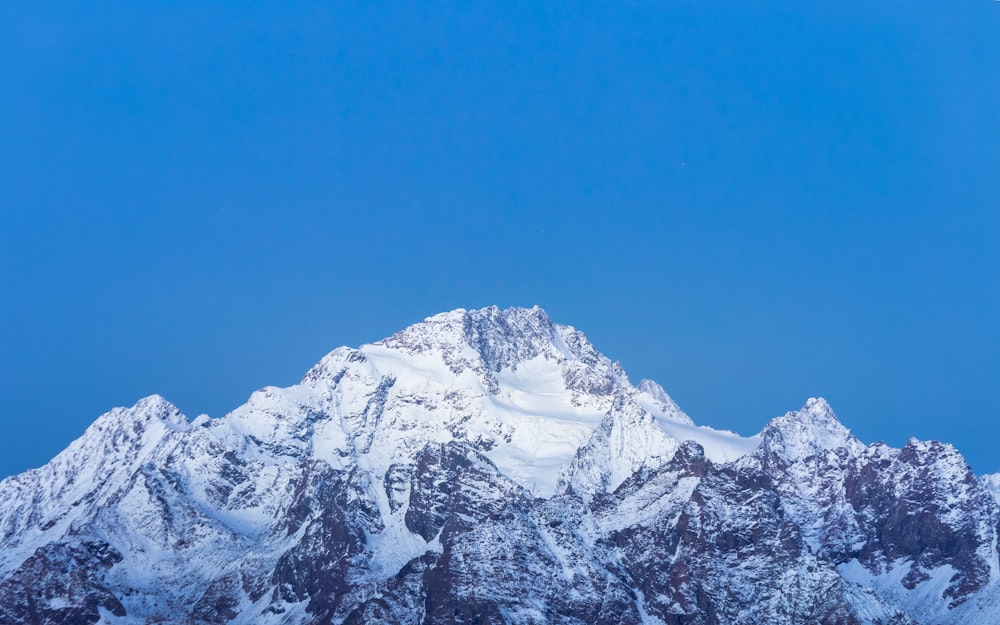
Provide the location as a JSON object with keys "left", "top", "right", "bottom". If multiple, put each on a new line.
{"left": 0, "top": 306, "right": 996, "bottom": 625}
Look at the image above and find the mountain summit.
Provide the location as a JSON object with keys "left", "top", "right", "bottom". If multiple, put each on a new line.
{"left": 1, "top": 307, "right": 998, "bottom": 625}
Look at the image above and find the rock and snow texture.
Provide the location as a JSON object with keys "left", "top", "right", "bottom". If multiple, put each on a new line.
{"left": 0, "top": 305, "right": 997, "bottom": 625}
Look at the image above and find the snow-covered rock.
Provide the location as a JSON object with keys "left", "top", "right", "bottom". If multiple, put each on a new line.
{"left": 0, "top": 306, "right": 996, "bottom": 625}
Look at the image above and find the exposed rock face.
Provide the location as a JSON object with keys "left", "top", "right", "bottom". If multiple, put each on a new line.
{"left": 750, "top": 399, "right": 999, "bottom": 621}
{"left": 0, "top": 306, "right": 997, "bottom": 625}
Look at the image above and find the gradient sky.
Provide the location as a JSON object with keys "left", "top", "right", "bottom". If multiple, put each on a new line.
{"left": 1, "top": 1, "right": 998, "bottom": 479}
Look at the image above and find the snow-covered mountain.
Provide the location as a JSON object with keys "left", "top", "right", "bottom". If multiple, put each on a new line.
{"left": 1, "top": 306, "right": 997, "bottom": 625}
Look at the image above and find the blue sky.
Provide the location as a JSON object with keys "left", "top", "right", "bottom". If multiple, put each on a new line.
{"left": 1, "top": 1, "right": 998, "bottom": 478}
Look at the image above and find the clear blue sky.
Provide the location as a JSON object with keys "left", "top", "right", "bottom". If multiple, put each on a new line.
{"left": 1, "top": 1, "right": 997, "bottom": 479}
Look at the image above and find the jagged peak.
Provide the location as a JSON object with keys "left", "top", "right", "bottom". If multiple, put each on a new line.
{"left": 636, "top": 379, "right": 692, "bottom": 425}
{"left": 637, "top": 379, "right": 671, "bottom": 404}
{"left": 301, "top": 346, "right": 370, "bottom": 384}
{"left": 0, "top": 395, "right": 190, "bottom": 502}
{"left": 93, "top": 394, "right": 190, "bottom": 433}
{"left": 767, "top": 397, "right": 842, "bottom": 431}
{"left": 374, "top": 306, "right": 560, "bottom": 366}
{"left": 135, "top": 393, "right": 186, "bottom": 421}
{"left": 298, "top": 307, "right": 630, "bottom": 397}
{"left": 756, "top": 397, "right": 862, "bottom": 462}
{"left": 898, "top": 437, "right": 971, "bottom": 471}
{"left": 358, "top": 306, "right": 630, "bottom": 398}
{"left": 800, "top": 396, "right": 835, "bottom": 418}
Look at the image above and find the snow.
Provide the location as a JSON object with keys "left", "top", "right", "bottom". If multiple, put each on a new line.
{"left": 758, "top": 397, "right": 864, "bottom": 460}
{"left": 981, "top": 473, "right": 1000, "bottom": 505}
{"left": 838, "top": 559, "right": 980, "bottom": 624}
{"left": 655, "top": 418, "right": 760, "bottom": 464}
{"left": 636, "top": 379, "right": 692, "bottom": 425}
{"left": 4, "top": 305, "right": 999, "bottom": 625}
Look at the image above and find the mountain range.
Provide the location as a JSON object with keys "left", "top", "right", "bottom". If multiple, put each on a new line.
{"left": 2, "top": 306, "right": 998, "bottom": 625}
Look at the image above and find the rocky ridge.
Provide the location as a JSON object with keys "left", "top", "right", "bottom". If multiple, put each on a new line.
{"left": 1, "top": 306, "right": 997, "bottom": 625}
